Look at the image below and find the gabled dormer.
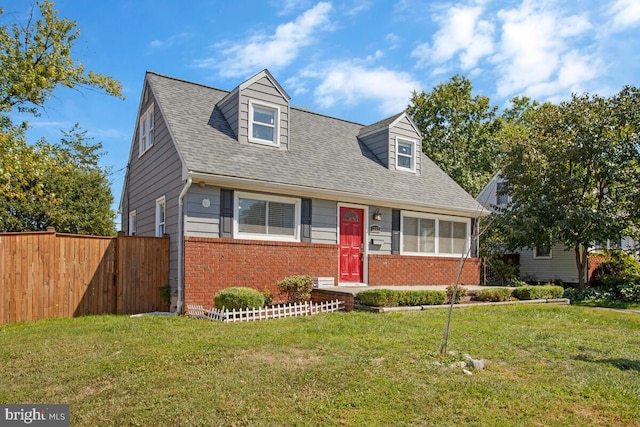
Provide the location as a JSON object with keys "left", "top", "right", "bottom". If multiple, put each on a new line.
{"left": 217, "top": 69, "right": 291, "bottom": 150}
{"left": 358, "top": 112, "right": 423, "bottom": 175}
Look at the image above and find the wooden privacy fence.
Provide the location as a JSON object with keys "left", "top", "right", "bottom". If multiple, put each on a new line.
{"left": 0, "top": 230, "right": 169, "bottom": 324}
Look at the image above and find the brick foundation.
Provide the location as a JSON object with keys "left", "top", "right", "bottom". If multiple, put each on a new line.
{"left": 184, "top": 237, "right": 339, "bottom": 307}
{"left": 311, "top": 289, "right": 355, "bottom": 312}
{"left": 368, "top": 254, "right": 480, "bottom": 286}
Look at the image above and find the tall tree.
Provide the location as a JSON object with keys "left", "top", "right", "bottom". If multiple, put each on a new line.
{"left": 496, "top": 87, "right": 640, "bottom": 287}
{"left": 0, "top": 1, "right": 123, "bottom": 235}
{"left": 407, "top": 75, "right": 501, "bottom": 196}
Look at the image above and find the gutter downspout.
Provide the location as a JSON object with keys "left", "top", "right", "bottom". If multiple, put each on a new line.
{"left": 177, "top": 176, "right": 192, "bottom": 314}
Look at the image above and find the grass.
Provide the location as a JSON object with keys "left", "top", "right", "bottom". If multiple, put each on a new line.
{"left": 1, "top": 305, "right": 639, "bottom": 426}
{"left": 570, "top": 299, "right": 640, "bottom": 310}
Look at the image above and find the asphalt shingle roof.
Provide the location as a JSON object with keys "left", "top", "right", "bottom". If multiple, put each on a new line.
{"left": 147, "top": 71, "right": 484, "bottom": 215}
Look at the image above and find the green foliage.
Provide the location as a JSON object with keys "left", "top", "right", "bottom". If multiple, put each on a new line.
{"left": 214, "top": 287, "right": 265, "bottom": 310}
{"left": 397, "top": 290, "right": 446, "bottom": 306}
{"left": 496, "top": 87, "right": 640, "bottom": 287}
{"left": 0, "top": 1, "right": 123, "bottom": 115}
{"left": 356, "top": 289, "right": 445, "bottom": 307}
{"left": 0, "top": 124, "right": 115, "bottom": 235}
{"left": 599, "top": 276, "right": 640, "bottom": 303}
{"left": 262, "top": 287, "right": 275, "bottom": 306}
{"left": 277, "top": 275, "right": 312, "bottom": 303}
{"left": 446, "top": 284, "right": 468, "bottom": 304}
{"left": 512, "top": 285, "right": 564, "bottom": 300}
{"left": 592, "top": 250, "right": 640, "bottom": 286}
{"left": 407, "top": 75, "right": 502, "bottom": 196}
{"left": 563, "top": 286, "right": 613, "bottom": 302}
{"left": 0, "top": 2, "right": 122, "bottom": 235}
{"left": 159, "top": 284, "right": 171, "bottom": 310}
{"left": 506, "top": 279, "right": 528, "bottom": 287}
{"left": 473, "top": 288, "right": 513, "bottom": 302}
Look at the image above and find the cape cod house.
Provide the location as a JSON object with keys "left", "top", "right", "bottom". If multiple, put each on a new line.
{"left": 120, "top": 70, "right": 486, "bottom": 312}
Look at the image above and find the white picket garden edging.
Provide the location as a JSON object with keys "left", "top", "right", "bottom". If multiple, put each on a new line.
{"left": 186, "top": 299, "right": 344, "bottom": 323}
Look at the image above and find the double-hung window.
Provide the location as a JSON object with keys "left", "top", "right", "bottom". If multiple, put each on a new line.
{"left": 396, "top": 137, "right": 416, "bottom": 172}
{"left": 139, "top": 105, "right": 154, "bottom": 156}
{"left": 401, "top": 212, "right": 469, "bottom": 256}
{"left": 156, "top": 196, "right": 166, "bottom": 237}
{"left": 249, "top": 101, "right": 279, "bottom": 146}
{"left": 496, "top": 181, "right": 509, "bottom": 205}
{"left": 534, "top": 242, "right": 552, "bottom": 259}
{"left": 235, "top": 192, "right": 299, "bottom": 241}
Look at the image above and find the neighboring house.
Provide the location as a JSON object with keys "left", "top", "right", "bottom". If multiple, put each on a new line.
{"left": 476, "top": 173, "right": 638, "bottom": 284}
{"left": 120, "top": 70, "right": 487, "bottom": 312}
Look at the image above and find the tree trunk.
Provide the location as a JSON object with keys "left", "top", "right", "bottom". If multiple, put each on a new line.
{"left": 574, "top": 245, "right": 588, "bottom": 288}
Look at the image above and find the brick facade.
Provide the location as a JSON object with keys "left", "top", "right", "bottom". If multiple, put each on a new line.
{"left": 368, "top": 254, "right": 481, "bottom": 286}
{"left": 184, "top": 237, "right": 339, "bottom": 307}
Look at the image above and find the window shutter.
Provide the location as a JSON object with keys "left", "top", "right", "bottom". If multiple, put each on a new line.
{"left": 391, "top": 209, "right": 401, "bottom": 254}
{"left": 300, "top": 199, "right": 312, "bottom": 242}
{"left": 220, "top": 189, "right": 234, "bottom": 238}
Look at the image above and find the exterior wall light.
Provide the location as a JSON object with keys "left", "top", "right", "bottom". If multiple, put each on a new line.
{"left": 372, "top": 208, "right": 382, "bottom": 221}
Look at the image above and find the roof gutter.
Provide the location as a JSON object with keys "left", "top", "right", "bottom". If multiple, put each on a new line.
{"left": 176, "top": 176, "right": 192, "bottom": 314}
{"left": 188, "top": 172, "right": 490, "bottom": 218}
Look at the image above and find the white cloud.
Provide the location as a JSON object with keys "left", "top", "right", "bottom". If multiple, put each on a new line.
{"left": 412, "top": 3, "right": 495, "bottom": 70}
{"left": 148, "top": 32, "right": 193, "bottom": 51}
{"left": 196, "top": 2, "right": 332, "bottom": 78}
{"left": 610, "top": 0, "right": 640, "bottom": 29}
{"left": 303, "top": 62, "right": 421, "bottom": 115}
{"left": 492, "top": 1, "right": 596, "bottom": 99}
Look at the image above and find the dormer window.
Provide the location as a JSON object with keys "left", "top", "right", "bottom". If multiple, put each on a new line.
{"left": 249, "top": 100, "right": 279, "bottom": 146}
{"left": 396, "top": 137, "right": 416, "bottom": 172}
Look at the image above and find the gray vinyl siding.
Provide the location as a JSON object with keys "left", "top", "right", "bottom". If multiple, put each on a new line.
{"left": 311, "top": 199, "right": 337, "bottom": 244}
{"left": 121, "top": 84, "right": 184, "bottom": 294}
{"left": 390, "top": 116, "right": 422, "bottom": 175}
{"left": 238, "top": 76, "right": 289, "bottom": 150}
{"left": 368, "top": 206, "right": 392, "bottom": 254}
{"left": 359, "top": 129, "right": 390, "bottom": 167}
{"left": 184, "top": 186, "right": 221, "bottom": 237}
{"left": 217, "top": 89, "right": 239, "bottom": 139}
{"left": 519, "top": 244, "right": 581, "bottom": 284}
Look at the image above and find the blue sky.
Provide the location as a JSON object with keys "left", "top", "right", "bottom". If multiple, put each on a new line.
{"left": 5, "top": 0, "right": 640, "bottom": 229}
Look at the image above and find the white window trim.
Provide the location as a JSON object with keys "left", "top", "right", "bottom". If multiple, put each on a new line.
{"left": 248, "top": 100, "right": 280, "bottom": 147}
{"left": 533, "top": 244, "right": 553, "bottom": 259}
{"left": 400, "top": 211, "right": 471, "bottom": 257}
{"left": 128, "top": 210, "right": 137, "bottom": 236}
{"left": 395, "top": 136, "right": 417, "bottom": 173}
{"left": 155, "top": 196, "right": 166, "bottom": 237}
{"left": 138, "top": 104, "right": 155, "bottom": 157}
{"left": 233, "top": 191, "right": 300, "bottom": 242}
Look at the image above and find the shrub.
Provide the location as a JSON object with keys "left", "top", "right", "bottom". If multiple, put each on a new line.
{"left": 397, "top": 290, "right": 446, "bottom": 306}
{"left": 563, "top": 286, "right": 613, "bottom": 301}
{"left": 357, "top": 289, "right": 446, "bottom": 307}
{"left": 214, "top": 287, "right": 265, "bottom": 310}
{"left": 356, "top": 289, "right": 398, "bottom": 307}
{"left": 262, "top": 287, "right": 275, "bottom": 306}
{"left": 601, "top": 275, "right": 640, "bottom": 302}
{"left": 473, "top": 288, "right": 512, "bottom": 302}
{"left": 506, "top": 279, "right": 528, "bottom": 287}
{"left": 277, "top": 275, "right": 313, "bottom": 303}
{"left": 592, "top": 249, "right": 640, "bottom": 286}
{"left": 446, "top": 285, "right": 468, "bottom": 304}
{"left": 512, "top": 285, "right": 564, "bottom": 300}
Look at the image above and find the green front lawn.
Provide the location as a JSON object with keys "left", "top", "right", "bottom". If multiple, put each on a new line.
{"left": 1, "top": 305, "right": 639, "bottom": 426}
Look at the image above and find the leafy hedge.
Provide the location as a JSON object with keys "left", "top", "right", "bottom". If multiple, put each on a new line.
{"left": 357, "top": 289, "right": 446, "bottom": 307}
{"left": 512, "top": 285, "right": 564, "bottom": 300}
{"left": 277, "top": 275, "right": 313, "bottom": 303}
{"left": 473, "top": 287, "right": 513, "bottom": 302}
{"left": 214, "top": 287, "right": 265, "bottom": 310}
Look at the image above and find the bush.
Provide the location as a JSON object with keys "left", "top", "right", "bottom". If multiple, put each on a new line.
{"left": 277, "top": 275, "right": 313, "bottom": 303}
{"left": 506, "top": 279, "right": 528, "bottom": 287}
{"left": 563, "top": 287, "right": 613, "bottom": 301}
{"left": 214, "top": 287, "right": 265, "bottom": 310}
{"left": 357, "top": 289, "right": 446, "bottom": 307}
{"left": 397, "top": 290, "right": 446, "bottom": 306}
{"left": 473, "top": 288, "right": 513, "bottom": 302}
{"left": 592, "top": 249, "right": 640, "bottom": 286}
{"left": 512, "top": 285, "right": 564, "bottom": 300}
{"left": 600, "top": 275, "right": 640, "bottom": 302}
{"left": 356, "top": 289, "right": 398, "bottom": 307}
{"left": 446, "top": 285, "right": 468, "bottom": 304}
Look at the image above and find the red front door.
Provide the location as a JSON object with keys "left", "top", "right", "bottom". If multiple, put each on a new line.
{"left": 339, "top": 207, "right": 364, "bottom": 283}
